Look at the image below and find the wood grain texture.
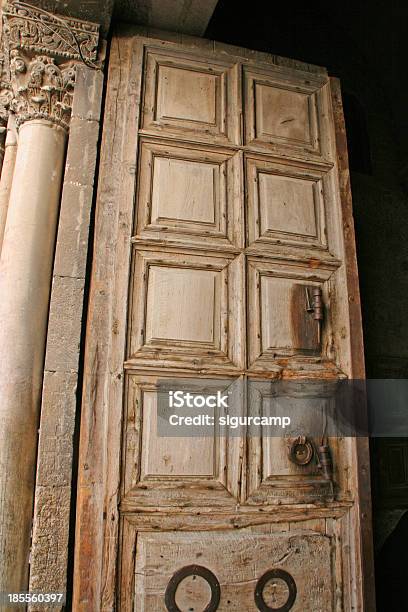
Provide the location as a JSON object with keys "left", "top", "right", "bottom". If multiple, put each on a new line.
{"left": 243, "top": 65, "right": 327, "bottom": 158}
{"left": 141, "top": 47, "right": 241, "bottom": 145}
{"left": 73, "top": 27, "right": 372, "bottom": 611}
{"left": 245, "top": 156, "right": 328, "bottom": 251}
{"left": 329, "top": 76, "right": 375, "bottom": 612}
{"left": 127, "top": 248, "right": 244, "bottom": 370}
{"left": 73, "top": 31, "right": 145, "bottom": 610}
{"left": 135, "top": 530, "right": 333, "bottom": 611}
{"left": 135, "top": 139, "right": 244, "bottom": 249}
{"left": 122, "top": 375, "right": 242, "bottom": 508}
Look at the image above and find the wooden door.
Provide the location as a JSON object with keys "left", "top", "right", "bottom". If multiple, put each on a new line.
{"left": 74, "top": 26, "right": 374, "bottom": 611}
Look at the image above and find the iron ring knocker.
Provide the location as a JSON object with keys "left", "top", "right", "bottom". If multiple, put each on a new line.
{"left": 254, "top": 569, "right": 297, "bottom": 612}
{"left": 164, "top": 564, "right": 221, "bottom": 612}
{"left": 288, "top": 435, "right": 315, "bottom": 466}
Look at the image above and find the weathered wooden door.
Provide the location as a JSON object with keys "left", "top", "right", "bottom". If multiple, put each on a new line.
{"left": 74, "top": 26, "right": 374, "bottom": 611}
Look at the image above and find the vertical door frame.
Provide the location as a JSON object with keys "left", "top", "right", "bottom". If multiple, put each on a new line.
{"left": 330, "top": 76, "right": 375, "bottom": 612}
{"left": 73, "top": 26, "right": 375, "bottom": 611}
{"left": 73, "top": 27, "right": 143, "bottom": 610}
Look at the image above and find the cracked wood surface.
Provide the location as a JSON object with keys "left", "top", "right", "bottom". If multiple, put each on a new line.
{"left": 73, "top": 27, "right": 371, "bottom": 611}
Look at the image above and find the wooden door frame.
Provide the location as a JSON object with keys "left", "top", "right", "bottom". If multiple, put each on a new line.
{"left": 73, "top": 25, "right": 375, "bottom": 611}
{"left": 330, "top": 77, "right": 375, "bottom": 610}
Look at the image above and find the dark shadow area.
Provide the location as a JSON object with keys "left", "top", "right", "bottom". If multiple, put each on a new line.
{"left": 342, "top": 92, "right": 372, "bottom": 175}
{"left": 207, "top": 2, "right": 408, "bottom": 609}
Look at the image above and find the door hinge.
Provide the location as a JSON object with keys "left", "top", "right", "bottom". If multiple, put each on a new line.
{"left": 305, "top": 286, "right": 324, "bottom": 344}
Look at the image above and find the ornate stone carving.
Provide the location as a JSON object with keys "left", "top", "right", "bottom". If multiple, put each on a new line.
{"left": 0, "top": 1, "right": 100, "bottom": 131}
{"left": 0, "top": 51, "right": 13, "bottom": 128}
{"left": 2, "top": 1, "right": 99, "bottom": 63}
{"left": 9, "top": 51, "right": 76, "bottom": 131}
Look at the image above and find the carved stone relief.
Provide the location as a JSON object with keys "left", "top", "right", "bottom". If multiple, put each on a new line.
{"left": 2, "top": 0, "right": 99, "bottom": 63}
{"left": 9, "top": 50, "right": 76, "bottom": 130}
{"left": 0, "top": 0, "right": 100, "bottom": 131}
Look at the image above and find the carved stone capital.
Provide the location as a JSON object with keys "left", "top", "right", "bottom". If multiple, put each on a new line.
{"left": 0, "top": 1, "right": 100, "bottom": 131}
{"left": 0, "top": 51, "right": 13, "bottom": 128}
{"left": 9, "top": 50, "right": 76, "bottom": 131}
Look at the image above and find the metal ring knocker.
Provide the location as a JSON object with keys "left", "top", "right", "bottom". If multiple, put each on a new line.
{"left": 254, "top": 568, "right": 297, "bottom": 612}
{"left": 164, "top": 564, "right": 221, "bottom": 612}
{"left": 288, "top": 435, "right": 315, "bottom": 466}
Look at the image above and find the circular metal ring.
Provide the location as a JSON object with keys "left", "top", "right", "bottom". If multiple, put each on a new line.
{"left": 254, "top": 568, "right": 297, "bottom": 612}
{"left": 288, "top": 436, "right": 314, "bottom": 466}
{"left": 164, "top": 564, "right": 220, "bottom": 612}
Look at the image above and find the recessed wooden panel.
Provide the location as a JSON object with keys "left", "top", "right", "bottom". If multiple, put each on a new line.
{"left": 262, "top": 276, "right": 319, "bottom": 353}
{"left": 134, "top": 531, "right": 334, "bottom": 611}
{"left": 246, "top": 381, "right": 334, "bottom": 505}
{"left": 127, "top": 249, "right": 245, "bottom": 371}
{"left": 247, "top": 260, "right": 333, "bottom": 369}
{"left": 140, "top": 389, "right": 215, "bottom": 478}
{"left": 152, "top": 157, "right": 216, "bottom": 224}
{"left": 246, "top": 157, "right": 328, "bottom": 251}
{"left": 157, "top": 65, "right": 216, "bottom": 124}
{"left": 244, "top": 66, "right": 326, "bottom": 155}
{"left": 122, "top": 376, "right": 242, "bottom": 507}
{"left": 142, "top": 49, "right": 240, "bottom": 144}
{"left": 135, "top": 141, "right": 243, "bottom": 249}
{"left": 145, "top": 265, "right": 218, "bottom": 344}
{"left": 256, "top": 84, "right": 310, "bottom": 143}
{"left": 261, "top": 276, "right": 317, "bottom": 351}
{"left": 259, "top": 174, "right": 316, "bottom": 235}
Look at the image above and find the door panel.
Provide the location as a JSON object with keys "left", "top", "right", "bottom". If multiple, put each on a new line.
{"left": 134, "top": 530, "right": 333, "bottom": 611}
{"left": 247, "top": 260, "right": 334, "bottom": 368}
{"left": 74, "top": 28, "right": 372, "bottom": 612}
{"left": 243, "top": 66, "right": 324, "bottom": 156}
{"left": 142, "top": 48, "right": 241, "bottom": 145}
{"left": 122, "top": 375, "right": 242, "bottom": 508}
{"left": 245, "top": 156, "right": 328, "bottom": 251}
{"left": 136, "top": 140, "right": 243, "bottom": 250}
{"left": 127, "top": 249, "right": 244, "bottom": 371}
{"left": 245, "top": 381, "right": 335, "bottom": 505}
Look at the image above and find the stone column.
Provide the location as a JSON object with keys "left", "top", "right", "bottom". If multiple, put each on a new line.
{"left": 0, "top": 124, "right": 5, "bottom": 172}
{"left": 0, "top": 2, "right": 99, "bottom": 602}
{"left": 0, "top": 55, "right": 72, "bottom": 601}
{"left": 0, "top": 116, "right": 67, "bottom": 597}
{"left": 0, "top": 115, "right": 17, "bottom": 251}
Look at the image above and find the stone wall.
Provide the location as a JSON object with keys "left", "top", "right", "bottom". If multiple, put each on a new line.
{"left": 28, "top": 65, "right": 104, "bottom": 606}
